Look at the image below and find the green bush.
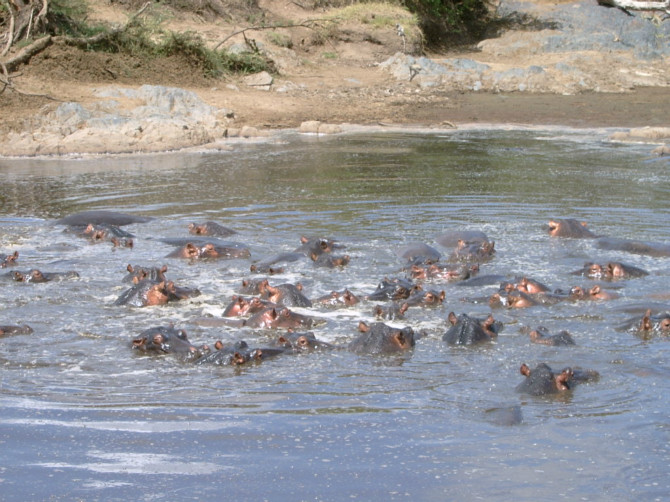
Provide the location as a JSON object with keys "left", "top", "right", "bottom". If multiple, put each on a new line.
{"left": 404, "top": 0, "right": 494, "bottom": 47}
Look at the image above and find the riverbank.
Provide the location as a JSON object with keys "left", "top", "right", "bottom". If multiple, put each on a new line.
{"left": 0, "top": 0, "right": 668, "bottom": 157}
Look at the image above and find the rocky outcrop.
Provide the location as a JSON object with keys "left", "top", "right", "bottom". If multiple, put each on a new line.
{"left": 2, "top": 85, "right": 235, "bottom": 156}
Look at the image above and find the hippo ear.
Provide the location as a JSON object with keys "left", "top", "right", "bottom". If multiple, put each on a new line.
{"left": 555, "top": 368, "right": 573, "bottom": 391}
{"left": 393, "top": 331, "right": 407, "bottom": 348}
{"left": 590, "top": 285, "right": 601, "bottom": 295}
{"left": 399, "top": 302, "right": 409, "bottom": 314}
{"left": 250, "top": 264, "right": 258, "bottom": 272}
{"left": 127, "top": 264, "right": 134, "bottom": 273}
{"left": 300, "top": 236, "right": 309, "bottom": 244}
{"left": 132, "top": 338, "right": 146, "bottom": 349}
{"left": 438, "top": 291, "right": 446, "bottom": 301}
{"left": 214, "top": 340, "right": 224, "bottom": 350}
{"left": 358, "top": 321, "right": 370, "bottom": 333}
{"left": 296, "top": 283, "right": 303, "bottom": 291}
{"left": 447, "top": 312, "right": 458, "bottom": 326}
{"left": 641, "top": 310, "right": 653, "bottom": 331}
{"left": 519, "top": 363, "right": 531, "bottom": 377}
{"left": 310, "top": 252, "right": 318, "bottom": 262}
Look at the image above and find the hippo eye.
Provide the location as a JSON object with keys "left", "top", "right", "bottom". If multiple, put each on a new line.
{"left": 298, "top": 337, "right": 308, "bottom": 346}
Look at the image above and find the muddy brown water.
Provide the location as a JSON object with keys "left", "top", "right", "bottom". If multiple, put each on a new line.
{"left": 1, "top": 128, "right": 669, "bottom": 501}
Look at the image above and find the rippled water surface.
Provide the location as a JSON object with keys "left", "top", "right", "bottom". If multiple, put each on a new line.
{"left": 1, "top": 129, "right": 669, "bottom": 501}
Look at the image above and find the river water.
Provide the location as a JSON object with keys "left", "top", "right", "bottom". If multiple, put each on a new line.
{"left": 1, "top": 128, "right": 669, "bottom": 501}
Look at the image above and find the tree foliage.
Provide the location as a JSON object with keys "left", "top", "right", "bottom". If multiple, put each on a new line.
{"left": 404, "top": 0, "right": 494, "bottom": 47}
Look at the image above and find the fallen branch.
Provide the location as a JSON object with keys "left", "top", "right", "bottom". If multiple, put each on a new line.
{"left": 1, "top": 35, "right": 51, "bottom": 72}
{"left": 214, "top": 19, "right": 331, "bottom": 50}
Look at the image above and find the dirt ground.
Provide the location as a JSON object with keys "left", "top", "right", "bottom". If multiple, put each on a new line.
{"left": 1, "top": 0, "right": 668, "bottom": 156}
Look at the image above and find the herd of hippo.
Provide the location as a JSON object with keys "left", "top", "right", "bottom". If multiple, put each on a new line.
{"left": 2, "top": 211, "right": 670, "bottom": 399}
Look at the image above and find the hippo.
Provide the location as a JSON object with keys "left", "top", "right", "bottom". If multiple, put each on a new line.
{"left": 632, "top": 309, "right": 670, "bottom": 339}
{"left": 569, "top": 285, "right": 620, "bottom": 301}
{"left": 1, "top": 251, "right": 19, "bottom": 268}
{"left": 259, "top": 280, "right": 312, "bottom": 308}
{"left": 244, "top": 307, "right": 324, "bottom": 330}
{"left": 166, "top": 281, "right": 201, "bottom": 302}
{"left": 571, "top": 262, "right": 649, "bottom": 280}
{"left": 596, "top": 237, "right": 670, "bottom": 257}
{"left": 436, "top": 230, "right": 489, "bottom": 249}
{"left": 250, "top": 252, "right": 304, "bottom": 274}
{"left": 349, "top": 321, "right": 416, "bottom": 355}
{"left": 405, "top": 289, "right": 445, "bottom": 308}
{"left": 448, "top": 239, "right": 495, "bottom": 263}
{"left": 489, "top": 290, "right": 541, "bottom": 309}
{"left": 545, "top": 218, "right": 597, "bottom": 238}
{"left": 166, "top": 242, "right": 251, "bottom": 260}
{"left": 131, "top": 325, "right": 207, "bottom": 360}
{"left": 409, "top": 263, "right": 478, "bottom": 282}
{"left": 222, "top": 296, "right": 276, "bottom": 317}
{"left": 311, "top": 252, "right": 351, "bottom": 268}
{"left": 515, "top": 363, "right": 573, "bottom": 395}
{"left": 366, "top": 278, "right": 420, "bottom": 301}
{"left": 81, "top": 223, "right": 134, "bottom": 243}
{"left": 372, "top": 302, "right": 409, "bottom": 320}
{"left": 396, "top": 242, "right": 442, "bottom": 264}
{"left": 9, "top": 269, "right": 79, "bottom": 283}
{"left": 516, "top": 363, "right": 599, "bottom": 395}
{"left": 528, "top": 327, "right": 576, "bottom": 346}
{"left": 294, "top": 236, "right": 343, "bottom": 257}
{"left": 443, "top": 312, "right": 500, "bottom": 345}
{"left": 0, "top": 324, "right": 33, "bottom": 336}
{"left": 239, "top": 278, "right": 268, "bottom": 295}
{"left": 117, "top": 277, "right": 199, "bottom": 304}
{"left": 193, "top": 340, "right": 278, "bottom": 366}
{"left": 55, "top": 210, "right": 153, "bottom": 227}
{"left": 275, "top": 331, "right": 333, "bottom": 352}
{"left": 188, "top": 221, "right": 237, "bottom": 237}
{"left": 313, "top": 289, "right": 360, "bottom": 307}
{"left": 123, "top": 264, "right": 169, "bottom": 284}
{"left": 502, "top": 277, "right": 551, "bottom": 295}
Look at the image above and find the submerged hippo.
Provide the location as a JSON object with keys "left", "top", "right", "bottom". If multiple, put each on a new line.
{"left": 0, "top": 324, "right": 33, "bottom": 336}
{"left": 528, "top": 327, "right": 576, "bottom": 346}
{"left": 443, "top": 312, "right": 500, "bottom": 345}
{"left": 131, "top": 325, "right": 207, "bottom": 360}
{"left": 188, "top": 221, "right": 237, "bottom": 237}
{"left": 259, "top": 280, "right": 312, "bottom": 308}
{"left": 349, "top": 321, "right": 416, "bottom": 355}
{"left": 313, "top": 289, "right": 360, "bottom": 308}
{"left": 123, "top": 264, "right": 169, "bottom": 284}
{"left": 167, "top": 242, "right": 251, "bottom": 260}
{"left": 596, "top": 237, "right": 670, "bottom": 257}
{"left": 409, "top": 263, "right": 478, "bottom": 282}
{"left": 1, "top": 251, "right": 19, "bottom": 268}
{"left": 244, "top": 307, "right": 324, "bottom": 330}
{"left": 436, "top": 230, "right": 489, "bottom": 249}
{"left": 545, "top": 218, "right": 597, "bottom": 238}
{"left": 294, "top": 236, "right": 343, "bottom": 257}
{"left": 55, "top": 210, "right": 152, "bottom": 227}
{"left": 571, "top": 262, "right": 649, "bottom": 280}
{"left": 396, "top": 242, "right": 442, "bottom": 264}
{"left": 9, "top": 269, "right": 79, "bottom": 283}
{"left": 448, "top": 239, "right": 495, "bottom": 263}
{"left": 275, "top": 331, "right": 333, "bottom": 352}
{"left": 366, "top": 278, "right": 420, "bottom": 301}
{"left": 516, "top": 363, "right": 599, "bottom": 396}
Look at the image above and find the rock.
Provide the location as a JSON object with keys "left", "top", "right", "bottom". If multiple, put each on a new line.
{"left": 243, "top": 71, "right": 274, "bottom": 90}
{"left": 609, "top": 127, "right": 670, "bottom": 143}
{"left": 298, "top": 121, "right": 342, "bottom": 135}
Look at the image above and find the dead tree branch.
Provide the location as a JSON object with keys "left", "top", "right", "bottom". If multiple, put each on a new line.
{"left": 214, "top": 19, "right": 331, "bottom": 50}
